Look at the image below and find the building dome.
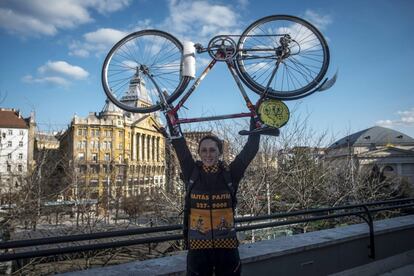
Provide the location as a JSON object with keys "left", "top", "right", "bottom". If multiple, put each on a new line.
{"left": 100, "top": 99, "right": 123, "bottom": 116}
{"left": 329, "top": 126, "right": 414, "bottom": 149}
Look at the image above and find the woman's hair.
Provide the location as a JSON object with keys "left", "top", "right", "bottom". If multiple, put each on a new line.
{"left": 198, "top": 135, "right": 223, "bottom": 154}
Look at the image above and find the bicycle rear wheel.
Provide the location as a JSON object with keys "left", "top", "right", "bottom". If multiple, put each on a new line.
{"left": 102, "top": 30, "right": 191, "bottom": 113}
{"left": 235, "top": 15, "right": 330, "bottom": 100}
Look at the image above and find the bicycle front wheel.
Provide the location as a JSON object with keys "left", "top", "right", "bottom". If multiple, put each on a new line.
{"left": 102, "top": 30, "right": 191, "bottom": 113}
{"left": 235, "top": 15, "right": 330, "bottom": 100}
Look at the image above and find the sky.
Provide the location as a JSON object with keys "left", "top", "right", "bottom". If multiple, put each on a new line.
{"left": 1, "top": 0, "right": 413, "bottom": 144}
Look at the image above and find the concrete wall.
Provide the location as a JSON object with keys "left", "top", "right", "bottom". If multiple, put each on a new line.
{"left": 60, "top": 215, "right": 414, "bottom": 276}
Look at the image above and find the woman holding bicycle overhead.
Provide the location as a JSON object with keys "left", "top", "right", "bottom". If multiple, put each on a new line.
{"left": 167, "top": 116, "right": 274, "bottom": 276}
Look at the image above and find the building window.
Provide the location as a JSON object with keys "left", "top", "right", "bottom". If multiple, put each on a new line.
{"left": 90, "top": 140, "right": 99, "bottom": 150}
{"left": 91, "top": 128, "right": 100, "bottom": 137}
{"left": 78, "top": 128, "right": 87, "bottom": 136}
{"left": 91, "top": 166, "right": 99, "bottom": 174}
{"left": 8, "top": 141, "right": 12, "bottom": 147}
{"left": 8, "top": 129, "right": 12, "bottom": 135}
{"left": 78, "top": 141, "right": 86, "bottom": 149}
{"left": 1, "top": 133, "right": 5, "bottom": 139}
{"left": 19, "top": 130, "right": 24, "bottom": 135}
{"left": 119, "top": 155, "right": 123, "bottom": 163}
{"left": 92, "top": 153, "right": 98, "bottom": 162}
{"left": 78, "top": 153, "right": 85, "bottom": 160}
{"left": 18, "top": 164, "right": 23, "bottom": 172}
{"left": 19, "top": 141, "right": 23, "bottom": 147}
{"left": 119, "top": 142, "right": 123, "bottom": 150}
{"left": 7, "top": 164, "right": 11, "bottom": 172}
{"left": 105, "top": 130, "right": 112, "bottom": 137}
{"left": 18, "top": 153, "right": 23, "bottom": 159}
{"left": 104, "top": 153, "right": 110, "bottom": 161}
{"left": 119, "top": 131, "right": 123, "bottom": 137}
{"left": 7, "top": 153, "right": 12, "bottom": 159}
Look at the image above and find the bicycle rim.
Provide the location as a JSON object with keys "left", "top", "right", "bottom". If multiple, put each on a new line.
{"left": 236, "top": 15, "right": 330, "bottom": 100}
{"left": 102, "top": 30, "right": 190, "bottom": 113}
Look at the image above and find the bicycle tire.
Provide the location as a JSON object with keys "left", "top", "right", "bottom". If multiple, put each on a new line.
{"left": 102, "top": 30, "right": 191, "bottom": 113}
{"left": 235, "top": 15, "right": 330, "bottom": 100}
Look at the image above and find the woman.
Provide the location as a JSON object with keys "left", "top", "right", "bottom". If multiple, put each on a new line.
{"left": 167, "top": 117, "right": 265, "bottom": 276}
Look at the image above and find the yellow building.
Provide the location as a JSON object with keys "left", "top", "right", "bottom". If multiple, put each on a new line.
{"left": 59, "top": 73, "right": 165, "bottom": 202}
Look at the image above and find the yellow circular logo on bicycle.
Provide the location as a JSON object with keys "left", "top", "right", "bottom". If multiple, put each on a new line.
{"left": 257, "top": 99, "right": 290, "bottom": 128}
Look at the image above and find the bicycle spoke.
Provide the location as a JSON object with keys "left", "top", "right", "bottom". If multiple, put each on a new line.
{"left": 236, "top": 15, "right": 329, "bottom": 98}
{"left": 102, "top": 30, "right": 189, "bottom": 113}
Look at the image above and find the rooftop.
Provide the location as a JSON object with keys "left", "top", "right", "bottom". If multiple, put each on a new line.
{"left": 329, "top": 126, "right": 414, "bottom": 149}
{"left": 0, "top": 108, "right": 28, "bottom": 129}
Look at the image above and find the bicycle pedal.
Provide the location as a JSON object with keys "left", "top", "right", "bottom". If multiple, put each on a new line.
{"left": 238, "top": 127, "right": 280, "bottom": 136}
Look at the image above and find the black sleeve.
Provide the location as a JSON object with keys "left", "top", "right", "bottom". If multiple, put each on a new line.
{"left": 229, "top": 133, "right": 260, "bottom": 189}
{"left": 171, "top": 137, "right": 195, "bottom": 183}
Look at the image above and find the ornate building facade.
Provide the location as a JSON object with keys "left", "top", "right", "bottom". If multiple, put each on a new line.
{"left": 59, "top": 73, "right": 166, "bottom": 203}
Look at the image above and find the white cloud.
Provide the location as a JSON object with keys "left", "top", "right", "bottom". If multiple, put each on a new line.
{"left": 304, "top": 10, "right": 333, "bottom": 30}
{"left": 70, "top": 1, "right": 242, "bottom": 59}
{"left": 84, "top": 0, "right": 132, "bottom": 14}
{"left": 376, "top": 108, "right": 414, "bottom": 127}
{"left": 69, "top": 28, "right": 128, "bottom": 57}
{"left": 161, "top": 0, "right": 242, "bottom": 43}
{"left": 23, "top": 60, "right": 89, "bottom": 87}
{"left": 398, "top": 108, "right": 414, "bottom": 124}
{"left": 22, "top": 75, "right": 70, "bottom": 87}
{"left": 38, "top": 61, "right": 89, "bottom": 80}
{"left": 0, "top": 0, "right": 131, "bottom": 37}
{"left": 237, "top": 0, "right": 249, "bottom": 9}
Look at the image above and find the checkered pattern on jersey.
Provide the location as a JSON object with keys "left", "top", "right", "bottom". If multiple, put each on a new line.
{"left": 189, "top": 238, "right": 238, "bottom": 250}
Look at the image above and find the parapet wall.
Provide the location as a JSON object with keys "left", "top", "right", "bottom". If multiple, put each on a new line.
{"left": 61, "top": 215, "right": 414, "bottom": 276}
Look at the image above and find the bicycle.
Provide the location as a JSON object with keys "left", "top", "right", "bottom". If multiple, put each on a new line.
{"left": 102, "top": 15, "right": 334, "bottom": 136}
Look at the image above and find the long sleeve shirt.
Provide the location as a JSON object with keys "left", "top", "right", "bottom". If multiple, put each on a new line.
{"left": 172, "top": 134, "right": 260, "bottom": 250}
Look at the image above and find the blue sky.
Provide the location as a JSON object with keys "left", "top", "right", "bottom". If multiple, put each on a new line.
{"left": 1, "top": 0, "right": 413, "bottom": 142}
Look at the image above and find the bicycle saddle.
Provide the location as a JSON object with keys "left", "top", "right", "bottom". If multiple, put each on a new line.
{"left": 239, "top": 126, "right": 280, "bottom": 136}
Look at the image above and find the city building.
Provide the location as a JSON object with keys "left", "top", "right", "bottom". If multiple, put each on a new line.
{"left": 325, "top": 126, "right": 414, "bottom": 193}
{"left": 59, "top": 73, "right": 166, "bottom": 204}
{"left": 0, "top": 108, "right": 35, "bottom": 204}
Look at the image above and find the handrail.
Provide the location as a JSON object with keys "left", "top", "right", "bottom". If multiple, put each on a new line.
{"left": 0, "top": 197, "right": 413, "bottom": 262}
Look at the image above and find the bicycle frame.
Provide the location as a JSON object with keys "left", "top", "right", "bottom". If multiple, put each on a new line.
{"left": 144, "top": 47, "right": 277, "bottom": 129}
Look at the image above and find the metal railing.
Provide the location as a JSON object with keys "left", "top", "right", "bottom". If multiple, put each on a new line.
{"left": 1, "top": 197, "right": 413, "bottom": 262}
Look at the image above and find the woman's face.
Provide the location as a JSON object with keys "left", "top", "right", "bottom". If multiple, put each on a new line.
{"left": 199, "top": 139, "right": 220, "bottom": 167}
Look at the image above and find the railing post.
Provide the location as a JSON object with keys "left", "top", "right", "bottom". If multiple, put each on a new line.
{"left": 362, "top": 205, "right": 375, "bottom": 259}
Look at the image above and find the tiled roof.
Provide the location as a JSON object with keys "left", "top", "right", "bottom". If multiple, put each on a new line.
{"left": 0, "top": 110, "right": 28, "bottom": 129}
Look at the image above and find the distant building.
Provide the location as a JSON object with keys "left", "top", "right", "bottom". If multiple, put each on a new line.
{"left": 35, "top": 132, "right": 60, "bottom": 151}
{"left": 0, "top": 108, "right": 35, "bottom": 204}
{"left": 59, "top": 73, "right": 166, "bottom": 203}
{"left": 325, "top": 126, "right": 414, "bottom": 192}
